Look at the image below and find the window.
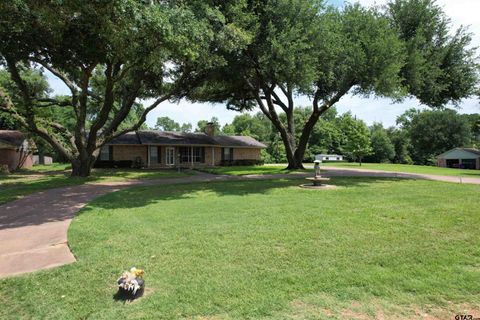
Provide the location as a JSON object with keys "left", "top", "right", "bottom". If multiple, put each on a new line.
{"left": 180, "top": 147, "right": 190, "bottom": 163}
{"left": 166, "top": 147, "right": 175, "bottom": 165}
{"left": 222, "top": 148, "right": 233, "bottom": 161}
{"left": 179, "top": 147, "right": 205, "bottom": 163}
{"left": 149, "top": 146, "right": 160, "bottom": 164}
{"left": 192, "top": 147, "right": 204, "bottom": 163}
{"left": 100, "top": 146, "right": 111, "bottom": 161}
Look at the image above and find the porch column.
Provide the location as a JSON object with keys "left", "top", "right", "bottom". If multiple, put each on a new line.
{"left": 191, "top": 146, "right": 193, "bottom": 168}
{"left": 212, "top": 147, "right": 214, "bottom": 166}
{"left": 147, "top": 145, "right": 150, "bottom": 168}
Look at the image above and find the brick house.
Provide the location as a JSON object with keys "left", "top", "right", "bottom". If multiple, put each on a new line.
{"left": 436, "top": 148, "right": 480, "bottom": 170}
{"left": 97, "top": 127, "right": 266, "bottom": 168}
{"left": 0, "top": 130, "right": 34, "bottom": 171}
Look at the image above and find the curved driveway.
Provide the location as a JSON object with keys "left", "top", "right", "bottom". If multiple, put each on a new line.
{"left": 1, "top": 168, "right": 479, "bottom": 278}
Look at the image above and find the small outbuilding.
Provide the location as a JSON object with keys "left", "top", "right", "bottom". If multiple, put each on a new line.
{"left": 315, "top": 154, "right": 344, "bottom": 162}
{"left": 0, "top": 130, "right": 34, "bottom": 171}
{"left": 436, "top": 148, "right": 480, "bottom": 170}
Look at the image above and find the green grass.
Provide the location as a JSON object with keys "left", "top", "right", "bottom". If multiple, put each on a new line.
{"left": 1, "top": 178, "right": 479, "bottom": 319}
{"left": 203, "top": 165, "right": 311, "bottom": 176}
{"left": 318, "top": 162, "right": 480, "bottom": 177}
{"left": 0, "top": 164, "right": 190, "bottom": 205}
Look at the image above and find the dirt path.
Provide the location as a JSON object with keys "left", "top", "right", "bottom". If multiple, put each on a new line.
{"left": 1, "top": 169, "right": 478, "bottom": 278}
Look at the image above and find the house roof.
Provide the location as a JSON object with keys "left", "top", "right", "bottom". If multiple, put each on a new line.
{"left": 107, "top": 132, "right": 142, "bottom": 145}
{"left": 0, "top": 130, "right": 27, "bottom": 148}
{"left": 138, "top": 131, "right": 218, "bottom": 146}
{"left": 212, "top": 135, "right": 266, "bottom": 148}
{"left": 108, "top": 131, "right": 266, "bottom": 148}
{"left": 437, "top": 147, "right": 480, "bottom": 158}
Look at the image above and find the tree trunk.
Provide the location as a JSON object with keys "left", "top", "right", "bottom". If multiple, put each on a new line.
{"left": 71, "top": 154, "right": 96, "bottom": 177}
{"left": 286, "top": 157, "right": 305, "bottom": 169}
{"left": 38, "top": 149, "right": 45, "bottom": 165}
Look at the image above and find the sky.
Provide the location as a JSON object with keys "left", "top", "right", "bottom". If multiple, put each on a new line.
{"left": 46, "top": 0, "right": 480, "bottom": 129}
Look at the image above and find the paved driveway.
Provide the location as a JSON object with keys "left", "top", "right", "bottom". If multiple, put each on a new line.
{"left": 1, "top": 168, "right": 478, "bottom": 278}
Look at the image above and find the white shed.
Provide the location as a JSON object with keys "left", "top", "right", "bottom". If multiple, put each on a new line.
{"left": 315, "top": 154, "right": 344, "bottom": 162}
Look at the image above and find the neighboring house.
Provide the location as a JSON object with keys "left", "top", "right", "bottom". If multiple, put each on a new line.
{"left": 33, "top": 155, "right": 53, "bottom": 165}
{"left": 0, "top": 130, "right": 34, "bottom": 171}
{"left": 315, "top": 154, "right": 344, "bottom": 162}
{"left": 97, "top": 125, "right": 266, "bottom": 168}
{"left": 436, "top": 148, "right": 480, "bottom": 170}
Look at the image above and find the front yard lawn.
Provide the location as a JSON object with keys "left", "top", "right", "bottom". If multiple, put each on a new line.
{"left": 0, "top": 165, "right": 191, "bottom": 205}
{"left": 1, "top": 178, "right": 479, "bottom": 319}
{"left": 320, "top": 162, "right": 480, "bottom": 177}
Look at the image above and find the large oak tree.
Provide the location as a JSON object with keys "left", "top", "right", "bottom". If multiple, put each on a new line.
{"left": 190, "top": 0, "right": 478, "bottom": 169}
{"left": 0, "top": 0, "right": 247, "bottom": 176}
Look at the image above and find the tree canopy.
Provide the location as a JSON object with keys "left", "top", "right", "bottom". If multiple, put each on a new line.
{"left": 1, "top": 0, "right": 477, "bottom": 173}
{"left": 397, "top": 108, "right": 473, "bottom": 164}
{"left": 188, "top": 0, "right": 478, "bottom": 168}
{"left": 0, "top": 0, "right": 246, "bottom": 175}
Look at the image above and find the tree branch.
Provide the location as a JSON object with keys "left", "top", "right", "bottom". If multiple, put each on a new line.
{"left": 32, "top": 57, "right": 78, "bottom": 95}
{"left": 35, "top": 98, "right": 72, "bottom": 107}
{"left": 87, "top": 61, "right": 116, "bottom": 151}
{"left": 0, "top": 88, "right": 75, "bottom": 159}
{"left": 101, "top": 94, "right": 171, "bottom": 147}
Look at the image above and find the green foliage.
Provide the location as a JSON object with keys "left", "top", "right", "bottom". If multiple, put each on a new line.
{"left": 155, "top": 116, "right": 179, "bottom": 131}
{"left": 188, "top": 0, "right": 477, "bottom": 169}
{"left": 337, "top": 113, "right": 373, "bottom": 164}
{"left": 388, "top": 0, "right": 479, "bottom": 107}
{"left": 365, "top": 123, "right": 396, "bottom": 163}
{"left": 155, "top": 116, "right": 187, "bottom": 132}
{"left": 195, "top": 116, "right": 221, "bottom": 134}
{"left": 397, "top": 108, "right": 473, "bottom": 164}
{"left": 0, "top": 0, "right": 244, "bottom": 175}
{"left": 386, "top": 127, "right": 413, "bottom": 164}
{"left": 227, "top": 113, "right": 272, "bottom": 141}
{"left": 462, "top": 113, "right": 480, "bottom": 147}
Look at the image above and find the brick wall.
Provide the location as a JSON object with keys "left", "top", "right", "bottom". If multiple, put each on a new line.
{"left": 437, "top": 158, "right": 446, "bottom": 168}
{"left": 111, "top": 145, "right": 262, "bottom": 167}
{"left": 0, "top": 148, "right": 33, "bottom": 170}
{"left": 204, "top": 147, "right": 222, "bottom": 166}
{"left": 112, "top": 145, "right": 147, "bottom": 164}
{"left": 233, "top": 148, "right": 261, "bottom": 161}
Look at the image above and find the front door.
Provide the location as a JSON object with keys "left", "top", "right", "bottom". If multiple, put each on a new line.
{"left": 166, "top": 147, "right": 175, "bottom": 165}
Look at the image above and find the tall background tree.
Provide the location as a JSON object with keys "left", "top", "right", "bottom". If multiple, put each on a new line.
{"left": 397, "top": 108, "right": 473, "bottom": 164}
{"left": 0, "top": 0, "right": 248, "bottom": 176}
{"left": 154, "top": 116, "right": 192, "bottom": 133}
{"left": 365, "top": 123, "right": 396, "bottom": 163}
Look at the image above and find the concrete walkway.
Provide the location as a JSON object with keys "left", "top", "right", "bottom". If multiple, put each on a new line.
{"left": 1, "top": 168, "right": 478, "bottom": 278}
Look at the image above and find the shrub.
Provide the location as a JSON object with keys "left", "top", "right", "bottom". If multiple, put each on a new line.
{"left": 0, "top": 164, "right": 10, "bottom": 174}
{"left": 220, "top": 159, "right": 264, "bottom": 166}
